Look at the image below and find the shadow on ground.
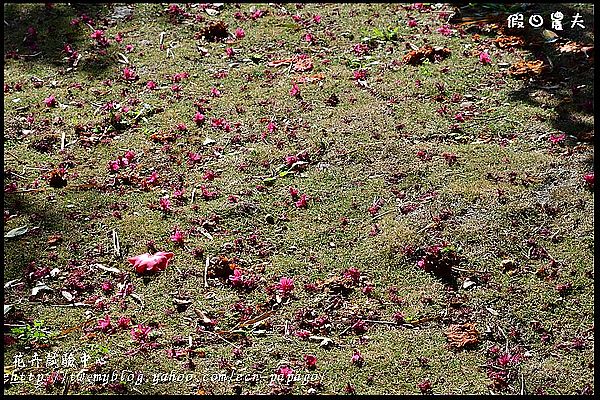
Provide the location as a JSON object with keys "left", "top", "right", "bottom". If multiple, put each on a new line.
{"left": 454, "top": 3, "right": 594, "bottom": 141}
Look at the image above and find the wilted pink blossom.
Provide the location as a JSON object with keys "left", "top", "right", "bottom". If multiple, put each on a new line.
{"left": 188, "top": 152, "right": 201, "bottom": 162}
{"left": 408, "top": 19, "right": 418, "bottom": 27}
{"left": 122, "top": 67, "right": 137, "bottom": 81}
{"left": 97, "top": 314, "right": 112, "bottom": 332}
{"left": 304, "top": 354, "right": 317, "bottom": 369}
{"left": 170, "top": 228, "right": 185, "bottom": 245}
{"left": 418, "top": 379, "right": 432, "bottom": 393}
{"left": 289, "top": 186, "right": 300, "bottom": 198}
{"left": 277, "top": 365, "right": 294, "bottom": 378}
{"left": 172, "top": 72, "right": 189, "bottom": 82}
{"left": 436, "top": 25, "right": 452, "bottom": 36}
{"left": 295, "top": 194, "right": 309, "bottom": 208}
{"left": 117, "top": 316, "right": 131, "bottom": 329}
{"left": 276, "top": 277, "right": 294, "bottom": 296}
{"left": 101, "top": 280, "right": 113, "bottom": 292}
{"left": 479, "top": 51, "right": 492, "bottom": 64}
{"left": 44, "top": 94, "right": 57, "bottom": 107}
{"left": 128, "top": 252, "right": 174, "bottom": 274}
{"left": 351, "top": 349, "right": 363, "bottom": 365}
{"left": 290, "top": 83, "right": 300, "bottom": 97}
{"left": 549, "top": 133, "right": 566, "bottom": 144}
{"left": 235, "top": 27, "right": 245, "bottom": 39}
{"left": 159, "top": 196, "right": 171, "bottom": 212}
{"left": 353, "top": 70, "right": 367, "bottom": 80}
{"left": 131, "top": 324, "right": 153, "bottom": 342}
{"left": 146, "top": 171, "right": 159, "bottom": 184}
{"left": 583, "top": 172, "right": 594, "bottom": 187}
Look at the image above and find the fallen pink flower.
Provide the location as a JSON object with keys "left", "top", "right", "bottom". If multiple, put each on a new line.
{"left": 203, "top": 169, "right": 216, "bottom": 181}
{"left": 117, "top": 316, "right": 131, "bottom": 329}
{"left": 159, "top": 196, "right": 171, "bottom": 212}
{"left": 122, "top": 67, "right": 137, "bottom": 81}
{"left": 101, "top": 280, "right": 113, "bottom": 292}
{"left": 583, "top": 172, "right": 594, "bottom": 187}
{"left": 97, "top": 314, "right": 112, "bottom": 332}
{"left": 131, "top": 324, "right": 153, "bottom": 342}
{"left": 170, "top": 228, "right": 185, "bottom": 245}
{"left": 408, "top": 19, "right": 418, "bottom": 27}
{"left": 193, "top": 111, "right": 205, "bottom": 125}
{"left": 146, "top": 171, "right": 159, "bottom": 184}
{"left": 549, "top": 133, "right": 566, "bottom": 144}
{"left": 479, "top": 51, "right": 492, "bottom": 64}
{"left": 304, "top": 354, "right": 317, "bottom": 369}
{"left": 277, "top": 277, "right": 294, "bottom": 296}
{"left": 353, "top": 70, "right": 367, "bottom": 80}
{"left": 289, "top": 186, "right": 300, "bottom": 198}
{"left": 290, "top": 83, "right": 300, "bottom": 97}
{"left": 418, "top": 379, "right": 432, "bottom": 393}
{"left": 295, "top": 194, "right": 309, "bottom": 208}
{"left": 90, "top": 29, "right": 105, "bottom": 40}
{"left": 235, "top": 27, "right": 245, "bottom": 39}
{"left": 43, "top": 94, "right": 57, "bottom": 107}
{"left": 436, "top": 25, "right": 452, "bottom": 36}
{"left": 277, "top": 365, "right": 294, "bottom": 378}
{"left": 351, "top": 349, "right": 364, "bottom": 365}
{"left": 146, "top": 80, "right": 157, "bottom": 90}
{"left": 128, "top": 251, "right": 174, "bottom": 274}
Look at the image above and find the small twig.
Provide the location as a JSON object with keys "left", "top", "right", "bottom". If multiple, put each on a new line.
{"left": 371, "top": 209, "right": 396, "bottom": 221}
{"left": 198, "top": 330, "right": 239, "bottom": 348}
{"left": 60, "top": 130, "right": 66, "bottom": 151}
{"left": 204, "top": 256, "right": 209, "bottom": 288}
{"left": 520, "top": 372, "right": 525, "bottom": 395}
{"left": 191, "top": 188, "right": 196, "bottom": 203}
{"left": 363, "top": 319, "right": 397, "bottom": 326}
{"left": 112, "top": 229, "right": 121, "bottom": 258}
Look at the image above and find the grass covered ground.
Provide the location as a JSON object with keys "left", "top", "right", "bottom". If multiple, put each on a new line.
{"left": 3, "top": 2, "right": 594, "bottom": 395}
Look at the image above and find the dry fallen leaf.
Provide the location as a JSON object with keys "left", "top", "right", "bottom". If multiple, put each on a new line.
{"left": 403, "top": 45, "right": 451, "bottom": 65}
{"left": 508, "top": 60, "right": 548, "bottom": 77}
{"left": 445, "top": 322, "right": 479, "bottom": 349}
{"left": 494, "top": 35, "right": 525, "bottom": 48}
{"left": 47, "top": 234, "right": 63, "bottom": 245}
{"left": 295, "top": 73, "right": 325, "bottom": 84}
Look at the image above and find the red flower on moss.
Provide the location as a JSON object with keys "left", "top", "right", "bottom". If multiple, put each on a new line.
{"left": 290, "top": 83, "right": 300, "bottom": 97}
{"left": 122, "top": 67, "right": 137, "bottom": 81}
{"left": 128, "top": 252, "right": 174, "bottom": 275}
{"left": 304, "top": 354, "right": 317, "bottom": 369}
{"left": 583, "top": 172, "right": 594, "bottom": 188}
{"left": 295, "top": 194, "right": 309, "bottom": 208}
{"left": 351, "top": 349, "right": 364, "bottom": 365}
{"left": 43, "top": 94, "right": 57, "bottom": 107}
{"left": 277, "top": 277, "right": 294, "bottom": 296}
{"left": 418, "top": 378, "right": 432, "bottom": 393}
{"left": 97, "top": 314, "right": 112, "bottom": 332}
{"left": 479, "top": 51, "right": 492, "bottom": 64}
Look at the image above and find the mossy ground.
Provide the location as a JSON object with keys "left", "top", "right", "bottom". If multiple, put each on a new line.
{"left": 3, "top": 3, "right": 594, "bottom": 395}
